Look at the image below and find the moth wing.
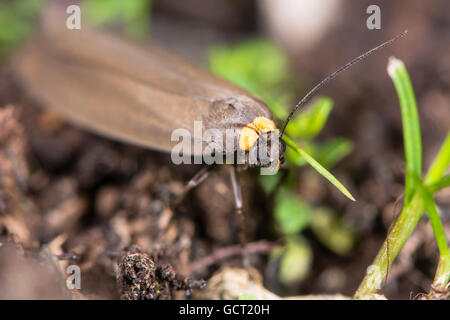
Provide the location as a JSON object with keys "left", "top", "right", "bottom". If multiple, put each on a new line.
{"left": 14, "top": 39, "right": 209, "bottom": 154}
{"left": 13, "top": 3, "right": 273, "bottom": 155}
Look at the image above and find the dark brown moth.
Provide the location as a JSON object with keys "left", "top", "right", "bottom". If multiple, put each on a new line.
{"left": 12, "top": 4, "right": 406, "bottom": 254}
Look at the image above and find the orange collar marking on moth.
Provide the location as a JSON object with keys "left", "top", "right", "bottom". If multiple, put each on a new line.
{"left": 239, "top": 116, "right": 276, "bottom": 151}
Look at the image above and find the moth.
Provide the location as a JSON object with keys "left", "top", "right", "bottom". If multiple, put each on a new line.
{"left": 13, "top": 4, "right": 406, "bottom": 253}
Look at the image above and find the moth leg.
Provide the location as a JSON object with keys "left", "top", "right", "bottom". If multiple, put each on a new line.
{"left": 172, "top": 165, "right": 212, "bottom": 208}
{"left": 228, "top": 165, "right": 250, "bottom": 270}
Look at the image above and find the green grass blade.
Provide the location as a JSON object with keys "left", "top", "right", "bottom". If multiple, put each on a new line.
{"left": 410, "top": 173, "right": 448, "bottom": 257}
{"left": 388, "top": 57, "right": 422, "bottom": 205}
{"left": 424, "top": 131, "right": 450, "bottom": 186}
{"left": 429, "top": 175, "right": 450, "bottom": 193}
{"left": 355, "top": 130, "right": 450, "bottom": 297}
{"left": 239, "top": 294, "right": 258, "bottom": 300}
{"left": 432, "top": 252, "right": 450, "bottom": 290}
{"left": 422, "top": 194, "right": 449, "bottom": 258}
{"left": 356, "top": 59, "right": 449, "bottom": 298}
{"left": 283, "top": 135, "right": 355, "bottom": 201}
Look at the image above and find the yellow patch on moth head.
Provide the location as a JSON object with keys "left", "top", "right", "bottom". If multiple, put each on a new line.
{"left": 239, "top": 125, "right": 259, "bottom": 151}
{"left": 252, "top": 116, "right": 276, "bottom": 132}
{"left": 239, "top": 116, "right": 277, "bottom": 151}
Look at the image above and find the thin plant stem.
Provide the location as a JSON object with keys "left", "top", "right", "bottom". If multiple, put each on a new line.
{"left": 353, "top": 192, "right": 425, "bottom": 299}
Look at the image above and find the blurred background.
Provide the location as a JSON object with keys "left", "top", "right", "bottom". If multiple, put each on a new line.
{"left": 0, "top": 0, "right": 448, "bottom": 299}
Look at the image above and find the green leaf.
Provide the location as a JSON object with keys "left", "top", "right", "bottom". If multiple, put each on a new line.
{"left": 274, "top": 189, "right": 312, "bottom": 235}
{"left": 311, "top": 208, "right": 357, "bottom": 255}
{"left": 82, "top": 0, "right": 151, "bottom": 38}
{"left": 314, "top": 137, "right": 354, "bottom": 168}
{"left": 388, "top": 57, "right": 422, "bottom": 205}
{"left": 208, "top": 40, "right": 289, "bottom": 90}
{"left": 239, "top": 294, "right": 258, "bottom": 300}
{"left": 285, "top": 97, "right": 333, "bottom": 138}
{"left": 0, "top": 0, "right": 46, "bottom": 58}
{"left": 208, "top": 39, "right": 292, "bottom": 118}
{"left": 83, "top": 0, "right": 122, "bottom": 25}
{"left": 258, "top": 172, "right": 281, "bottom": 195}
{"left": 279, "top": 237, "right": 312, "bottom": 284}
{"left": 263, "top": 95, "right": 290, "bottom": 120}
{"left": 122, "top": 0, "right": 151, "bottom": 38}
{"left": 283, "top": 135, "right": 356, "bottom": 201}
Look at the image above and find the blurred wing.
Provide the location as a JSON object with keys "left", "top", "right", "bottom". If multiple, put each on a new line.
{"left": 13, "top": 4, "right": 271, "bottom": 154}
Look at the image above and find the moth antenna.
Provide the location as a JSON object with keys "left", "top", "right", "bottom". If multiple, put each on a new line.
{"left": 279, "top": 30, "right": 408, "bottom": 138}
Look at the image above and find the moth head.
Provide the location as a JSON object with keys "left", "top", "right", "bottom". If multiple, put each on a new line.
{"left": 239, "top": 116, "right": 285, "bottom": 173}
